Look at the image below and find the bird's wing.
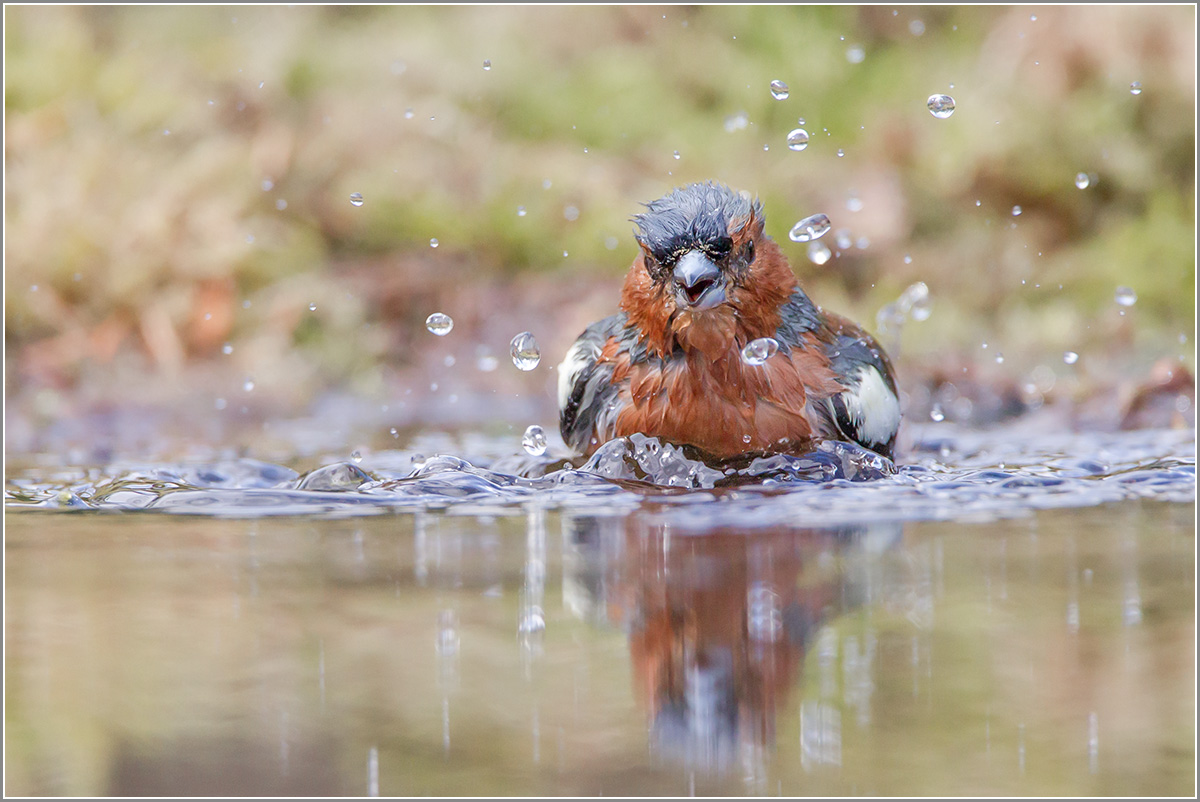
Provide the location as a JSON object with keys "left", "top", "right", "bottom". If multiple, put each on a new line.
{"left": 558, "top": 313, "right": 631, "bottom": 453}
{"left": 818, "top": 318, "right": 901, "bottom": 459}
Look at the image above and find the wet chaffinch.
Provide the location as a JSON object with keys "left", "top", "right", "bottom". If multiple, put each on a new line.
{"left": 558, "top": 181, "right": 900, "bottom": 460}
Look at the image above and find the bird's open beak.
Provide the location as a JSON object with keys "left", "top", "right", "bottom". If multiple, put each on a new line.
{"left": 673, "top": 250, "right": 725, "bottom": 310}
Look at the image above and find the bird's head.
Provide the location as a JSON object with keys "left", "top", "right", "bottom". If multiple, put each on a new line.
{"left": 631, "top": 181, "right": 766, "bottom": 314}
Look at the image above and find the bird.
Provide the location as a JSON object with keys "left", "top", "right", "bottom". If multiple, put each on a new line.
{"left": 557, "top": 181, "right": 900, "bottom": 461}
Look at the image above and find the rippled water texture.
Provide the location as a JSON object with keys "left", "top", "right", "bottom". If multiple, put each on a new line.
{"left": 5, "top": 423, "right": 1196, "bottom": 795}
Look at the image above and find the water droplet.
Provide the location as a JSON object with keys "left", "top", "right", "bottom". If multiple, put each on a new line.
{"left": 162, "top": 128, "right": 171, "bottom": 136}
{"left": 1030, "top": 14, "right": 1037, "bottom": 21}
{"left": 846, "top": 195, "right": 864, "bottom": 213}
{"left": 769, "top": 79, "right": 790, "bottom": 100}
{"left": 430, "top": 238, "right": 439, "bottom": 248}
{"left": 522, "top": 425, "right": 548, "bottom": 456}
{"left": 672, "top": 149, "right": 681, "bottom": 160}
{"left": 807, "top": 240, "right": 832, "bottom": 265}
{"left": 350, "top": 192, "right": 364, "bottom": 207}
{"left": 275, "top": 198, "right": 288, "bottom": 211}
{"left": 1114, "top": 286, "right": 1137, "bottom": 307}
{"left": 351, "top": 450, "right": 363, "bottom": 463}
{"left": 517, "top": 206, "right": 527, "bottom": 217}
{"left": 1129, "top": 81, "right": 1142, "bottom": 95}
{"left": 443, "top": 354, "right": 456, "bottom": 367}
{"left": 789, "top": 213, "right": 832, "bottom": 242}
{"left": 1063, "top": 351, "right": 1079, "bottom": 365}
{"left": 930, "top": 405, "right": 945, "bottom": 422}
{"left": 258, "top": 81, "right": 265, "bottom": 89}
{"left": 309, "top": 302, "right": 317, "bottom": 311}
{"left": 222, "top": 343, "right": 234, "bottom": 355}
{"left": 243, "top": 378, "right": 255, "bottom": 392}
{"left": 390, "top": 427, "right": 400, "bottom": 438}
{"left": 786, "top": 128, "right": 810, "bottom": 151}
{"left": 834, "top": 230, "right": 854, "bottom": 251}
{"left": 425, "top": 312, "right": 454, "bottom": 335}
{"left": 1074, "top": 172, "right": 1091, "bottom": 190}
{"left": 482, "top": 59, "right": 491, "bottom": 70}
{"left": 476, "top": 355, "right": 498, "bottom": 372}
{"left": 846, "top": 44, "right": 866, "bottom": 64}
{"left": 563, "top": 205, "right": 579, "bottom": 221}
{"left": 724, "top": 112, "right": 749, "bottom": 133}
{"left": 996, "top": 353, "right": 1005, "bottom": 364}
{"left": 1012, "top": 205, "right": 1022, "bottom": 216}
{"left": 856, "top": 236, "right": 871, "bottom": 250}
{"left": 404, "top": 108, "right": 415, "bottom": 119}
{"left": 903, "top": 254, "right": 914, "bottom": 265}
{"left": 927, "top": 94, "right": 956, "bottom": 118}
{"left": 510, "top": 332, "right": 541, "bottom": 370}
{"left": 836, "top": 148, "right": 845, "bottom": 158}
{"left": 741, "top": 337, "right": 780, "bottom": 366}
{"left": 909, "top": 19, "right": 925, "bottom": 35}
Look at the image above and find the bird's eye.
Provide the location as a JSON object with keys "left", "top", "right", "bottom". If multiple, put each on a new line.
{"left": 643, "top": 250, "right": 668, "bottom": 279}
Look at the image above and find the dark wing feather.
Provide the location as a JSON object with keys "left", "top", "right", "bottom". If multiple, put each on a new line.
{"left": 558, "top": 313, "right": 629, "bottom": 453}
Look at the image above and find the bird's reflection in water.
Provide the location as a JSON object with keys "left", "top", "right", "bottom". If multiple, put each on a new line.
{"left": 562, "top": 513, "right": 903, "bottom": 777}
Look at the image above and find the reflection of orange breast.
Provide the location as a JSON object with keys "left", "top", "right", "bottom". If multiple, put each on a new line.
{"left": 611, "top": 342, "right": 844, "bottom": 457}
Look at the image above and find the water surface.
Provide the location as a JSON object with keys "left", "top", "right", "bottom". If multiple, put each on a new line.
{"left": 4, "top": 423, "right": 1195, "bottom": 796}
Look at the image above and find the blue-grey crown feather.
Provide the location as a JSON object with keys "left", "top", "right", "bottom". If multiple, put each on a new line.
{"left": 632, "top": 182, "right": 762, "bottom": 265}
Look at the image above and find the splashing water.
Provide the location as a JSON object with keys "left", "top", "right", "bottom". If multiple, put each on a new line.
{"left": 927, "top": 94, "right": 956, "bottom": 118}
{"left": 788, "top": 213, "right": 832, "bottom": 243}
{"left": 1130, "top": 81, "right": 1143, "bottom": 95}
{"left": 350, "top": 192, "right": 364, "bottom": 207}
{"left": 741, "top": 337, "right": 780, "bottom": 366}
{"left": 769, "top": 80, "right": 790, "bottom": 100}
{"left": 510, "top": 332, "right": 541, "bottom": 370}
{"left": 425, "top": 313, "right": 454, "bottom": 336}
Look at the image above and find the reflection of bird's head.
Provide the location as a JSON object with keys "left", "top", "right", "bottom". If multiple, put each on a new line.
{"left": 631, "top": 182, "right": 767, "bottom": 313}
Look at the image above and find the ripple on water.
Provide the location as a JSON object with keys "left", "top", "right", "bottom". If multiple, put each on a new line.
{"left": 4, "top": 425, "right": 1194, "bottom": 524}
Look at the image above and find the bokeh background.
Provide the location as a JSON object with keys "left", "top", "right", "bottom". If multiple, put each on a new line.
{"left": 5, "top": 5, "right": 1195, "bottom": 461}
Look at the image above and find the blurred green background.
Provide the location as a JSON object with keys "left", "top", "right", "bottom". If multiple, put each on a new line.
{"left": 4, "top": 5, "right": 1195, "bottom": 458}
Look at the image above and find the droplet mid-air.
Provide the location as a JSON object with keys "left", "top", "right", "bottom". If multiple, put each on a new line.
{"left": 786, "top": 128, "right": 810, "bottom": 151}
{"left": 425, "top": 312, "right": 454, "bottom": 335}
{"left": 741, "top": 337, "right": 780, "bottom": 366}
{"left": 788, "top": 213, "right": 832, "bottom": 243}
{"left": 510, "top": 332, "right": 541, "bottom": 370}
{"left": 927, "top": 94, "right": 956, "bottom": 118}
{"left": 522, "top": 425, "right": 548, "bottom": 456}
